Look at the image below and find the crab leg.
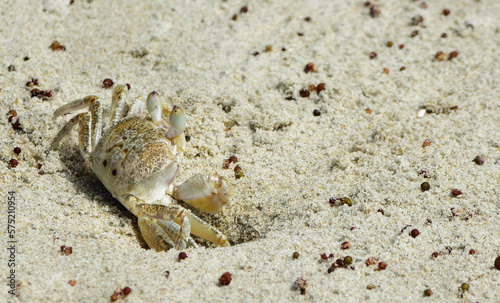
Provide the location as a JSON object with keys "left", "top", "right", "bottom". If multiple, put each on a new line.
{"left": 53, "top": 96, "right": 99, "bottom": 118}
{"left": 127, "top": 96, "right": 145, "bottom": 118}
{"left": 110, "top": 84, "right": 128, "bottom": 125}
{"left": 182, "top": 211, "right": 229, "bottom": 247}
{"left": 89, "top": 99, "right": 102, "bottom": 148}
{"left": 50, "top": 96, "right": 102, "bottom": 161}
{"left": 50, "top": 113, "right": 85, "bottom": 151}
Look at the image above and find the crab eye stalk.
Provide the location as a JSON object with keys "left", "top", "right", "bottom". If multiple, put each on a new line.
{"left": 146, "top": 91, "right": 162, "bottom": 125}
{"left": 166, "top": 105, "right": 186, "bottom": 140}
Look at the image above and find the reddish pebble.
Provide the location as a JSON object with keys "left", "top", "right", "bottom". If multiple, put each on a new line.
{"left": 31, "top": 89, "right": 40, "bottom": 98}
{"left": 103, "top": 78, "right": 114, "bottom": 88}
{"left": 366, "top": 257, "right": 376, "bottom": 266}
{"left": 432, "top": 252, "right": 438, "bottom": 258}
{"left": 316, "top": 83, "right": 326, "bottom": 94}
{"left": 469, "top": 249, "right": 476, "bottom": 255}
{"left": 369, "top": 52, "right": 377, "bottom": 59}
{"left": 473, "top": 156, "right": 485, "bottom": 165}
{"left": 122, "top": 286, "right": 131, "bottom": 296}
{"left": 13, "top": 147, "right": 21, "bottom": 155}
{"left": 410, "top": 229, "right": 420, "bottom": 238}
{"left": 299, "top": 89, "right": 310, "bottom": 98}
{"left": 495, "top": 256, "right": 500, "bottom": 270}
{"left": 448, "top": 51, "right": 458, "bottom": 60}
{"left": 178, "top": 252, "right": 188, "bottom": 260}
{"left": 8, "top": 110, "right": 19, "bottom": 123}
{"left": 435, "top": 51, "right": 445, "bottom": 61}
{"left": 341, "top": 241, "right": 350, "bottom": 250}
{"left": 378, "top": 262, "right": 387, "bottom": 270}
{"left": 369, "top": 6, "right": 380, "bottom": 17}
{"left": 335, "top": 258, "right": 344, "bottom": 267}
{"left": 313, "top": 109, "right": 321, "bottom": 116}
{"left": 41, "top": 90, "right": 54, "bottom": 98}
{"left": 9, "top": 159, "right": 18, "bottom": 168}
{"left": 411, "top": 15, "right": 424, "bottom": 26}
{"left": 68, "top": 280, "right": 76, "bottom": 286}
{"left": 240, "top": 6, "right": 248, "bottom": 13}
{"left": 442, "top": 9, "right": 450, "bottom": 16}
{"left": 50, "top": 40, "right": 66, "bottom": 51}
{"left": 228, "top": 156, "right": 238, "bottom": 164}
{"left": 304, "top": 62, "right": 316, "bottom": 73}
{"left": 451, "top": 188, "right": 462, "bottom": 196}
{"left": 219, "top": 272, "right": 232, "bottom": 286}
{"left": 50, "top": 41, "right": 60, "bottom": 50}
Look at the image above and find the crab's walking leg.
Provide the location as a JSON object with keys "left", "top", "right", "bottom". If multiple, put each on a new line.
{"left": 127, "top": 96, "right": 145, "bottom": 118}
{"left": 50, "top": 113, "right": 85, "bottom": 151}
{"left": 183, "top": 211, "right": 229, "bottom": 247}
{"left": 78, "top": 113, "right": 92, "bottom": 161}
{"left": 110, "top": 84, "right": 128, "bottom": 125}
{"left": 89, "top": 99, "right": 102, "bottom": 148}
{"left": 53, "top": 96, "right": 99, "bottom": 118}
{"left": 50, "top": 96, "right": 102, "bottom": 162}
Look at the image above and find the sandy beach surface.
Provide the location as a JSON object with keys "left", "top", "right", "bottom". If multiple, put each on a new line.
{"left": 1, "top": 0, "right": 500, "bottom": 302}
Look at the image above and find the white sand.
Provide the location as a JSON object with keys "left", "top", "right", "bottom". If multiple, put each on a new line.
{"left": 1, "top": 0, "right": 500, "bottom": 301}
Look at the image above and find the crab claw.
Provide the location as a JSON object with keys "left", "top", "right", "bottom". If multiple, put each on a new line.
{"left": 166, "top": 105, "right": 186, "bottom": 140}
{"left": 173, "top": 173, "right": 232, "bottom": 213}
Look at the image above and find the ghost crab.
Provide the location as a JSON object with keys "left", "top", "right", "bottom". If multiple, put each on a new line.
{"left": 50, "top": 84, "right": 232, "bottom": 251}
